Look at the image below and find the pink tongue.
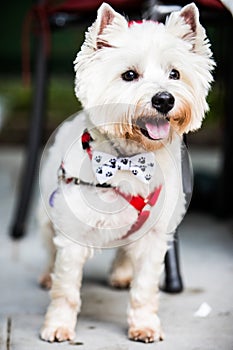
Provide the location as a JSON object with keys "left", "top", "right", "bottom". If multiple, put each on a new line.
{"left": 145, "top": 119, "right": 170, "bottom": 140}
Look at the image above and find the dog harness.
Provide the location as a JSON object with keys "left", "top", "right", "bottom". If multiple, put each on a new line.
{"left": 50, "top": 130, "right": 162, "bottom": 239}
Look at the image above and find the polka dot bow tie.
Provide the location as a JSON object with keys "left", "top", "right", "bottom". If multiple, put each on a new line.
{"left": 92, "top": 151, "right": 155, "bottom": 184}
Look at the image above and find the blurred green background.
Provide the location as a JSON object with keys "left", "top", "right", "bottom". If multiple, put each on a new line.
{"left": 0, "top": 1, "right": 84, "bottom": 144}
{"left": 0, "top": 1, "right": 225, "bottom": 145}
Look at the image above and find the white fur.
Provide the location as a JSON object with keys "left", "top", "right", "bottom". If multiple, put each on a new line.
{"left": 39, "top": 2, "right": 214, "bottom": 343}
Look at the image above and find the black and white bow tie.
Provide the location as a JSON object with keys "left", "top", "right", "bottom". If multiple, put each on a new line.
{"left": 92, "top": 151, "right": 155, "bottom": 184}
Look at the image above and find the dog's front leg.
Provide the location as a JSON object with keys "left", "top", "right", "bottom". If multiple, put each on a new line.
{"left": 40, "top": 235, "right": 91, "bottom": 342}
{"left": 127, "top": 231, "right": 168, "bottom": 343}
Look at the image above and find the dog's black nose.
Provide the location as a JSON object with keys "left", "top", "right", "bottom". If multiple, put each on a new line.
{"left": 151, "top": 91, "right": 175, "bottom": 114}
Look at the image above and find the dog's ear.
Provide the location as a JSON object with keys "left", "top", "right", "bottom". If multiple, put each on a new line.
{"left": 95, "top": 3, "right": 128, "bottom": 49}
{"left": 165, "top": 3, "right": 211, "bottom": 56}
{"left": 80, "top": 3, "right": 128, "bottom": 51}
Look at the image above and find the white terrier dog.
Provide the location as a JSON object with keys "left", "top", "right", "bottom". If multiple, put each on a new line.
{"left": 39, "top": 2, "right": 214, "bottom": 343}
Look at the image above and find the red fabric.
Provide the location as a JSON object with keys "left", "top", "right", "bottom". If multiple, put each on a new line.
{"left": 129, "top": 185, "right": 162, "bottom": 211}
{"left": 129, "top": 194, "right": 148, "bottom": 212}
{"left": 121, "top": 210, "right": 150, "bottom": 239}
{"left": 29, "top": 0, "right": 226, "bottom": 14}
{"left": 147, "top": 184, "right": 162, "bottom": 206}
{"left": 128, "top": 20, "right": 144, "bottom": 27}
{"left": 161, "top": 0, "right": 225, "bottom": 10}
{"left": 195, "top": 0, "right": 225, "bottom": 9}
{"left": 116, "top": 186, "right": 162, "bottom": 213}
{"left": 118, "top": 186, "right": 162, "bottom": 239}
{"left": 46, "top": 0, "right": 143, "bottom": 14}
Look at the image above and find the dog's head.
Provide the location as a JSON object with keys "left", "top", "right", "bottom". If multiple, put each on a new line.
{"left": 74, "top": 2, "right": 215, "bottom": 151}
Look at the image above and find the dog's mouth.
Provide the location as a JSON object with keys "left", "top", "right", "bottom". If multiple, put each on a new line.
{"left": 136, "top": 117, "right": 170, "bottom": 141}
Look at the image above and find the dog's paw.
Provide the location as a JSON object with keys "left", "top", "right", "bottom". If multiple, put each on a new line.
{"left": 128, "top": 326, "right": 164, "bottom": 343}
{"left": 109, "top": 265, "right": 132, "bottom": 289}
{"left": 40, "top": 326, "right": 75, "bottom": 343}
{"left": 109, "top": 274, "right": 131, "bottom": 289}
{"left": 39, "top": 273, "right": 52, "bottom": 290}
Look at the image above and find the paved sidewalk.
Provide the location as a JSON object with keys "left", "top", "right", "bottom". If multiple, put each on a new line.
{"left": 0, "top": 147, "right": 233, "bottom": 350}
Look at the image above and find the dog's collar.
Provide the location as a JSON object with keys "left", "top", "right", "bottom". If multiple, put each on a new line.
{"left": 49, "top": 129, "right": 162, "bottom": 240}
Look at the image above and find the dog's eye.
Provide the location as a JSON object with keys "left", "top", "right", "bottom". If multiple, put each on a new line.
{"left": 121, "top": 70, "right": 139, "bottom": 82}
{"left": 169, "top": 69, "right": 180, "bottom": 80}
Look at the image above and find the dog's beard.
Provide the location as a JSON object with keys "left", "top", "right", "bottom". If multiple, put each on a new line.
{"left": 101, "top": 117, "right": 172, "bottom": 153}
{"left": 87, "top": 99, "right": 192, "bottom": 153}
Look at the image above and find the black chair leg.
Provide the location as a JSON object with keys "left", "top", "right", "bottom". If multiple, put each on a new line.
{"left": 216, "top": 22, "right": 233, "bottom": 219}
{"left": 10, "top": 33, "right": 48, "bottom": 239}
{"left": 163, "top": 229, "right": 183, "bottom": 293}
